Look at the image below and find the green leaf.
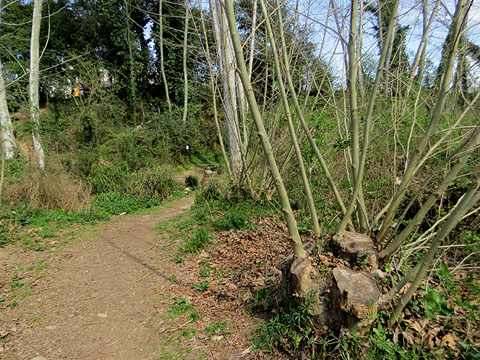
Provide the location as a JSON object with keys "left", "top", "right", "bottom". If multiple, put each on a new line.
{"left": 425, "top": 288, "right": 452, "bottom": 316}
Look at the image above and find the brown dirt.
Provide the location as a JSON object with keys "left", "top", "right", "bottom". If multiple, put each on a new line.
{"left": 0, "top": 195, "right": 270, "bottom": 360}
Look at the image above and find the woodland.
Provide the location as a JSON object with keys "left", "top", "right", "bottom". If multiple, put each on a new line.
{"left": 0, "top": 0, "right": 479, "bottom": 358}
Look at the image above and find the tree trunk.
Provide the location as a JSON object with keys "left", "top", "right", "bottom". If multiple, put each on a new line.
{"left": 210, "top": 0, "right": 242, "bottom": 177}
{"left": 182, "top": 3, "right": 189, "bottom": 124}
{"left": 29, "top": 0, "right": 45, "bottom": 170}
{"left": 0, "top": 58, "right": 17, "bottom": 160}
{"left": 159, "top": 0, "right": 172, "bottom": 116}
{"left": 223, "top": 0, "right": 306, "bottom": 259}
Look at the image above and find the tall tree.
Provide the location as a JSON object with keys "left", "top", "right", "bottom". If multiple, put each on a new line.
{"left": 210, "top": 0, "right": 242, "bottom": 177}
{"left": 29, "top": 0, "right": 45, "bottom": 169}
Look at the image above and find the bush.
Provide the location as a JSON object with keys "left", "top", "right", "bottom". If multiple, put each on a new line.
{"left": 90, "top": 160, "right": 130, "bottom": 194}
{"left": 126, "top": 165, "right": 179, "bottom": 199}
{"left": 196, "top": 176, "right": 230, "bottom": 202}
{"left": 4, "top": 160, "right": 91, "bottom": 212}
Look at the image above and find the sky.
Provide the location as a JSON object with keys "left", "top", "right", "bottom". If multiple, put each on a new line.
{"left": 144, "top": 0, "right": 480, "bottom": 87}
{"left": 290, "top": 0, "right": 480, "bottom": 86}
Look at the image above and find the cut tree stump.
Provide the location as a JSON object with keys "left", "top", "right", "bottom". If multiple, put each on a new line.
{"left": 332, "top": 231, "right": 378, "bottom": 269}
{"left": 331, "top": 267, "right": 380, "bottom": 334}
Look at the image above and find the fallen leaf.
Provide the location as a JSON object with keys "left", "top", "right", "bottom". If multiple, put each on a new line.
{"left": 441, "top": 333, "right": 457, "bottom": 350}
{"left": 401, "top": 331, "right": 416, "bottom": 346}
{"left": 393, "top": 328, "right": 399, "bottom": 344}
{"left": 407, "top": 319, "right": 426, "bottom": 336}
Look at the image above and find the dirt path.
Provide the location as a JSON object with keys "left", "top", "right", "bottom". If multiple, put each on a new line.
{"left": 0, "top": 195, "right": 264, "bottom": 360}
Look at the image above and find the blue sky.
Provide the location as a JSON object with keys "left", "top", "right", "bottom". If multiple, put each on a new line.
{"left": 144, "top": 0, "right": 480, "bottom": 86}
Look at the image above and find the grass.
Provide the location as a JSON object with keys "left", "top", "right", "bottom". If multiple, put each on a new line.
{"left": 0, "top": 206, "right": 109, "bottom": 250}
{"left": 168, "top": 298, "right": 193, "bottom": 318}
{"left": 205, "top": 321, "right": 228, "bottom": 335}
{"left": 155, "top": 185, "right": 278, "bottom": 258}
{"left": 92, "top": 192, "right": 160, "bottom": 215}
{"left": 180, "top": 228, "right": 209, "bottom": 254}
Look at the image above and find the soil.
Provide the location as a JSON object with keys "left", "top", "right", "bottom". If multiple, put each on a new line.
{"left": 0, "top": 188, "right": 274, "bottom": 359}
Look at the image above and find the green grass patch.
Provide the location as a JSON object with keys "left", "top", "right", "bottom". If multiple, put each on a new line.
{"left": 205, "top": 321, "right": 228, "bottom": 335}
{"left": 92, "top": 192, "right": 160, "bottom": 215}
{"left": 180, "top": 228, "right": 209, "bottom": 254}
{"left": 0, "top": 207, "right": 109, "bottom": 227}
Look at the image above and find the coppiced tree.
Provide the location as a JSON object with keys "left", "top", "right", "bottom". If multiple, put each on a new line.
{"left": 222, "top": 0, "right": 477, "bottom": 326}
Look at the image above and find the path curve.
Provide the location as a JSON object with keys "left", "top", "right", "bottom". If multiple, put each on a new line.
{"left": 2, "top": 196, "right": 197, "bottom": 360}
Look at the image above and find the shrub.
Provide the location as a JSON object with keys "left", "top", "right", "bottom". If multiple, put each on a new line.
{"left": 4, "top": 160, "right": 91, "bottom": 212}
{"left": 90, "top": 160, "right": 130, "bottom": 194}
{"left": 196, "top": 176, "right": 230, "bottom": 202}
{"left": 126, "top": 164, "right": 179, "bottom": 199}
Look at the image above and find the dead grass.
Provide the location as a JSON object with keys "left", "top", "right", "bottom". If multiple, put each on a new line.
{"left": 4, "top": 158, "right": 91, "bottom": 212}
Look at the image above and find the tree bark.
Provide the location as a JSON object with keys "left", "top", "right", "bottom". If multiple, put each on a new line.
{"left": 210, "top": 0, "right": 242, "bottom": 177}
{"left": 0, "top": 58, "right": 17, "bottom": 160}
{"left": 29, "top": 0, "right": 45, "bottom": 169}
{"left": 182, "top": 3, "right": 189, "bottom": 124}
{"left": 159, "top": 0, "right": 172, "bottom": 116}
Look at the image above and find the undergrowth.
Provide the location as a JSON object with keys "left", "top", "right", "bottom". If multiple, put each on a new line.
{"left": 168, "top": 178, "right": 278, "bottom": 255}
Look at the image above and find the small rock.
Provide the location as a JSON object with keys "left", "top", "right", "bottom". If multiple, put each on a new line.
{"left": 45, "top": 326, "right": 56, "bottom": 330}
{"left": 97, "top": 313, "right": 108, "bottom": 318}
{"left": 31, "top": 357, "right": 47, "bottom": 360}
{"left": 211, "top": 335, "right": 224, "bottom": 341}
{"left": 204, "top": 169, "right": 213, "bottom": 175}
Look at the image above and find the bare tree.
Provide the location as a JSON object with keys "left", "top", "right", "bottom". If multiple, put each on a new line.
{"left": 29, "top": 0, "right": 45, "bottom": 169}
{"left": 210, "top": 0, "right": 242, "bottom": 177}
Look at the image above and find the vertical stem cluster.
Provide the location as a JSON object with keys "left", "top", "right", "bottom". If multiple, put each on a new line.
{"left": 196, "top": 0, "right": 233, "bottom": 180}
{"left": 223, "top": 0, "right": 306, "bottom": 259}
{"left": 258, "top": 0, "right": 321, "bottom": 238}
{"left": 376, "top": 0, "right": 468, "bottom": 242}
{"left": 337, "top": 0, "right": 400, "bottom": 235}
